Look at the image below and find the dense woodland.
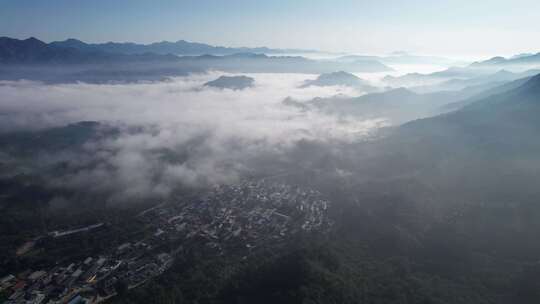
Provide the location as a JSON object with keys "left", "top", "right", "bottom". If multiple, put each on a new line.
{"left": 4, "top": 168, "right": 540, "bottom": 304}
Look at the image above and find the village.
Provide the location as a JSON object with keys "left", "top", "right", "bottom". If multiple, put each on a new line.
{"left": 1, "top": 181, "right": 332, "bottom": 304}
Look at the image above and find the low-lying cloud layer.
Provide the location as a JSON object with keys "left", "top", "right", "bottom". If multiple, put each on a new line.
{"left": 0, "top": 73, "right": 386, "bottom": 201}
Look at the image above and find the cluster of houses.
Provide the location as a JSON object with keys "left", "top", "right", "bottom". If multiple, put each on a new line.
{"left": 1, "top": 241, "right": 173, "bottom": 304}
{"left": 138, "top": 180, "right": 332, "bottom": 256}
{"left": 1, "top": 180, "right": 331, "bottom": 303}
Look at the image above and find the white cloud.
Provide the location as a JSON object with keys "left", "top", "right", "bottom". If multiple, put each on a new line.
{"left": 0, "top": 73, "right": 385, "bottom": 201}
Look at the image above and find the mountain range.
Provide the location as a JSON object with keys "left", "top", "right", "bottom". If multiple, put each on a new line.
{"left": 400, "top": 73, "right": 540, "bottom": 145}
{"left": 381, "top": 72, "right": 540, "bottom": 200}
{"left": 337, "top": 52, "right": 463, "bottom": 66}
{"left": 49, "top": 38, "right": 312, "bottom": 56}
{"left": 471, "top": 53, "right": 540, "bottom": 67}
{"left": 0, "top": 37, "right": 392, "bottom": 82}
{"left": 383, "top": 64, "right": 540, "bottom": 91}
{"left": 323, "top": 71, "right": 540, "bottom": 214}
{"left": 0, "top": 37, "right": 180, "bottom": 64}
{"left": 286, "top": 71, "right": 535, "bottom": 125}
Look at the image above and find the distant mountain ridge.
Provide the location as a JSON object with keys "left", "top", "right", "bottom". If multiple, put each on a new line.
{"left": 336, "top": 53, "right": 462, "bottom": 66}
{"left": 0, "top": 37, "right": 392, "bottom": 79}
{"left": 471, "top": 53, "right": 540, "bottom": 67}
{"left": 400, "top": 72, "right": 540, "bottom": 151}
{"left": 285, "top": 72, "right": 540, "bottom": 126}
{"left": 50, "top": 38, "right": 313, "bottom": 56}
{"left": 286, "top": 84, "right": 487, "bottom": 125}
{"left": 0, "top": 36, "right": 178, "bottom": 64}
{"left": 383, "top": 63, "right": 540, "bottom": 91}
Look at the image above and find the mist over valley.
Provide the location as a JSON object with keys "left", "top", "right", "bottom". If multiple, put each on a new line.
{"left": 2, "top": 2, "right": 540, "bottom": 303}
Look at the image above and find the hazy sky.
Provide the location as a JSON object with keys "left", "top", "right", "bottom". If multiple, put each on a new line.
{"left": 1, "top": 0, "right": 539, "bottom": 58}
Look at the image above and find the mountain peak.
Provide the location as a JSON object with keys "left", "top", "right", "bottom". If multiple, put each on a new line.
{"left": 25, "top": 37, "right": 42, "bottom": 42}
{"left": 488, "top": 56, "right": 505, "bottom": 61}
{"left": 23, "top": 37, "right": 47, "bottom": 46}
{"left": 204, "top": 75, "right": 255, "bottom": 90}
{"left": 299, "top": 71, "right": 377, "bottom": 91}
{"left": 52, "top": 38, "right": 88, "bottom": 47}
{"left": 328, "top": 71, "right": 358, "bottom": 77}
{"left": 64, "top": 38, "right": 84, "bottom": 43}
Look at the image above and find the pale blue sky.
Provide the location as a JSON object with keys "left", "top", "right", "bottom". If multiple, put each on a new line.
{"left": 1, "top": 0, "right": 539, "bottom": 58}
